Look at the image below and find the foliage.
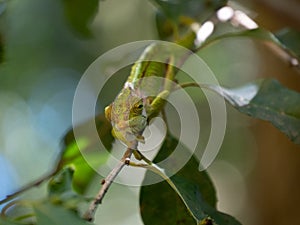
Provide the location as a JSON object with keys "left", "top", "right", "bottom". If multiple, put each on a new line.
{"left": 61, "top": 0, "right": 99, "bottom": 37}
{"left": 0, "top": 0, "right": 299, "bottom": 225}
{"left": 140, "top": 134, "right": 240, "bottom": 225}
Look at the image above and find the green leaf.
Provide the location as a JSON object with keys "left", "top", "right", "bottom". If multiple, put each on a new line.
{"left": 33, "top": 202, "right": 90, "bottom": 225}
{"left": 57, "top": 114, "right": 114, "bottom": 193}
{"left": 171, "top": 176, "right": 241, "bottom": 225}
{"left": 0, "top": 217, "right": 24, "bottom": 225}
{"left": 48, "top": 167, "right": 75, "bottom": 197}
{"left": 153, "top": 0, "right": 227, "bottom": 41}
{"left": 0, "top": 33, "right": 4, "bottom": 63}
{"left": 61, "top": 0, "right": 99, "bottom": 37}
{"left": 202, "top": 28, "right": 299, "bottom": 66}
{"left": 140, "top": 134, "right": 241, "bottom": 225}
{"left": 150, "top": 0, "right": 227, "bottom": 22}
{"left": 207, "top": 79, "right": 300, "bottom": 144}
{"left": 276, "top": 28, "right": 300, "bottom": 58}
{"left": 47, "top": 167, "right": 90, "bottom": 213}
{"left": 204, "top": 28, "right": 282, "bottom": 47}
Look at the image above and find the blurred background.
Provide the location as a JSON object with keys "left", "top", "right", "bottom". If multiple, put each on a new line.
{"left": 0, "top": 0, "right": 299, "bottom": 224}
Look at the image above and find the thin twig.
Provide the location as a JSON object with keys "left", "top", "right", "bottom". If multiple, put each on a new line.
{"left": 0, "top": 171, "right": 57, "bottom": 205}
{"left": 83, "top": 147, "right": 133, "bottom": 222}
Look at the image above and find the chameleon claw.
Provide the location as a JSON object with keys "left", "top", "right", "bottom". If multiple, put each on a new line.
{"left": 133, "top": 150, "right": 143, "bottom": 160}
{"left": 136, "top": 134, "right": 145, "bottom": 143}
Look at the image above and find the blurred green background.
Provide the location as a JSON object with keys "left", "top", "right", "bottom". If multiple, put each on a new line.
{"left": 0, "top": 0, "right": 299, "bottom": 224}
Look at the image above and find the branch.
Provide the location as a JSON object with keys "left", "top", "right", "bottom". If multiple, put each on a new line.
{"left": 0, "top": 170, "right": 58, "bottom": 205}
{"left": 83, "top": 147, "right": 133, "bottom": 222}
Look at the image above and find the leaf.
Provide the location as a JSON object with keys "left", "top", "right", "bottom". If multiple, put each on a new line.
{"left": 140, "top": 134, "right": 241, "bottom": 225}
{"left": 0, "top": 33, "right": 4, "bottom": 63}
{"left": 153, "top": 0, "right": 227, "bottom": 40}
{"left": 48, "top": 167, "right": 75, "bottom": 197}
{"left": 202, "top": 28, "right": 300, "bottom": 66}
{"left": 171, "top": 176, "right": 241, "bottom": 225}
{"left": 33, "top": 202, "right": 90, "bottom": 225}
{"left": 0, "top": 218, "right": 24, "bottom": 225}
{"left": 47, "top": 167, "right": 83, "bottom": 212}
{"left": 47, "top": 167, "right": 90, "bottom": 214}
{"left": 276, "top": 28, "right": 300, "bottom": 58}
{"left": 150, "top": 0, "right": 227, "bottom": 22}
{"left": 61, "top": 0, "right": 99, "bottom": 37}
{"left": 204, "top": 28, "right": 281, "bottom": 47}
{"left": 56, "top": 114, "right": 114, "bottom": 193}
{"left": 207, "top": 79, "right": 300, "bottom": 144}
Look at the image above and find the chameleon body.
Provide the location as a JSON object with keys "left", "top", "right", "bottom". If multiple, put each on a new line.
{"left": 105, "top": 43, "right": 175, "bottom": 148}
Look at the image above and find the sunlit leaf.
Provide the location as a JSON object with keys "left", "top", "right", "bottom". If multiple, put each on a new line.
{"left": 140, "top": 134, "right": 241, "bottom": 225}
{"left": 33, "top": 202, "right": 90, "bottom": 225}
{"left": 56, "top": 114, "right": 114, "bottom": 193}
{"left": 207, "top": 79, "right": 300, "bottom": 144}
{"left": 61, "top": 0, "right": 99, "bottom": 37}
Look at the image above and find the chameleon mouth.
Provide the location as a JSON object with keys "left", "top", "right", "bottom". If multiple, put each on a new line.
{"left": 115, "top": 121, "right": 145, "bottom": 135}
{"left": 115, "top": 121, "right": 129, "bottom": 130}
{"left": 114, "top": 115, "right": 147, "bottom": 135}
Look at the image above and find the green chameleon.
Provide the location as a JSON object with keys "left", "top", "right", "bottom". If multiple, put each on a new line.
{"left": 104, "top": 31, "right": 196, "bottom": 153}
{"left": 104, "top": 43, "right": 175, "bottom": 149}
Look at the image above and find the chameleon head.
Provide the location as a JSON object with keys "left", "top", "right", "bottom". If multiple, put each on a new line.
{"left": 104, "top": 87, "right": 147, "bottom": 146}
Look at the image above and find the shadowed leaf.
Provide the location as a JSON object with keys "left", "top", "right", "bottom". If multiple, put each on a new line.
{"left": 207, "top": 79, "right": 300, "bottom": 144}
{"left": 61, "top": 0, "right": 99, "bottom": 37}
{"left": 150, "top": 0, "right": 227, "bottom": 22}
{"left": 140, "top": 134, "right": 241, "bottom": 225}
{"left": 153, "top": 0, "right": 227, "bottom": 41}
{"left": 276, "top": 28, "right": 300, "bottom": 59}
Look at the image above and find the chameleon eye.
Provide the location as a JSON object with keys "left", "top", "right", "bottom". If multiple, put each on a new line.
{"left": 132, "top": 102, "right": 144, "bottom": 114}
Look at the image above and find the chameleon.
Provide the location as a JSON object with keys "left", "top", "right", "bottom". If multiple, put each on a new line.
{"left": 104, "top": 43, "right": 175, "bottom": 150}
{"left": 104, "top": 30, "right": 196, "bottom": 152}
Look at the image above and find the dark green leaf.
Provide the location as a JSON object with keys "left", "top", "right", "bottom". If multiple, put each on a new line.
{"left": 154, "top": 0, "right": 227, "bottom": 41}
{"left": 33, "top": 202, "right": 90, "bottom": 225}
{"left": 140, "top": 134, "right": 241, "bottom": 225}
{"left": 171, "top": 176, "right": 241, "bottom": 225}
{"left": 0, "top": 33, "right": 4, "bottom": 63}
{"left": 47, "top": 167, "right": 90, "bottom": 213}
{"left": 208, "top": 79, "right": 300, "bottom": 144}
{"left": 155, "top": 11, "right": 174, "bottom": 40}
{"left": 57, "top": 114, "right": 114, "bottom": 193}
{"left": 150, "top": 0, "right": 227, "bottom": 22}
{"left": 48, "top": 167, "right": 74, "bottom": 197}
{"left": 61, "top": 0, "right": 99, "bottom": 37}
{"left": 276, "top": 28, "right": 300, "bottom": 58}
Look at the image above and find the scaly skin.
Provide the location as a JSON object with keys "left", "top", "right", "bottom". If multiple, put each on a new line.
{"left": 105, "top": 43, "right": 175, "bottom": 148}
